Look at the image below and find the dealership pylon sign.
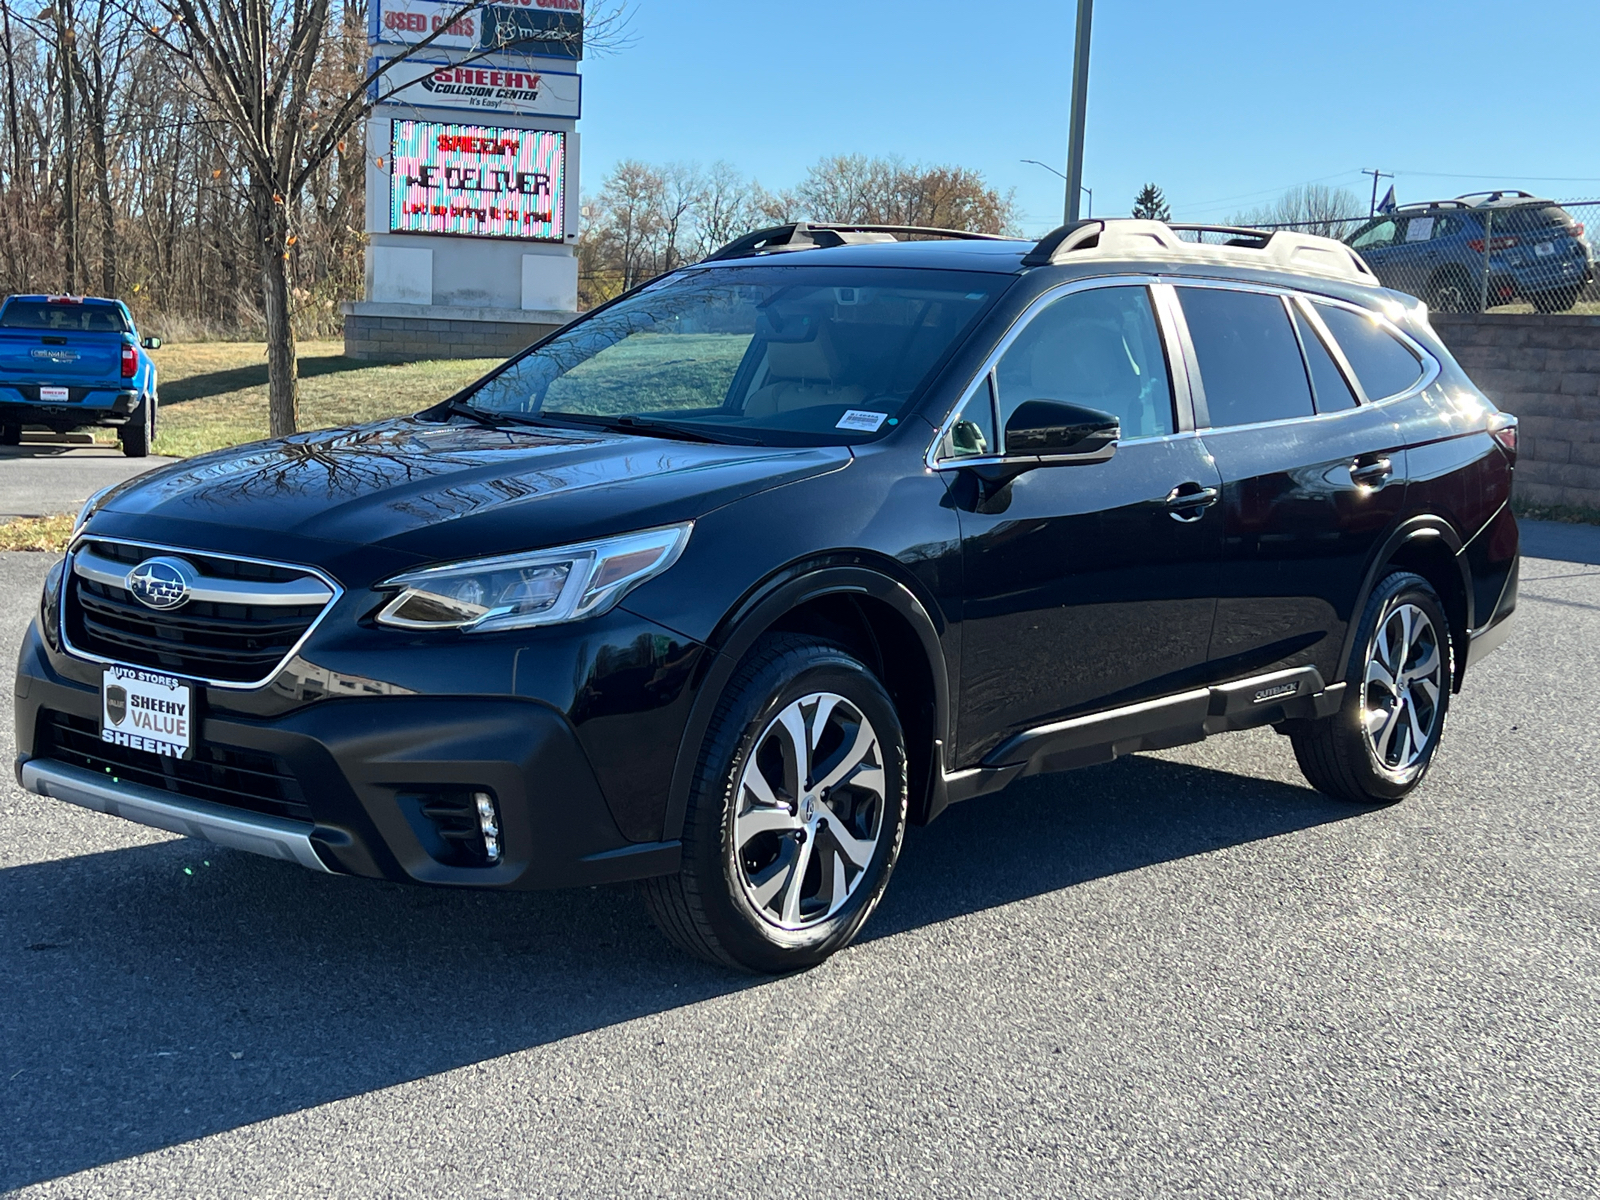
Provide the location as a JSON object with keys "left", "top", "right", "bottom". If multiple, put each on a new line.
{"left": 374, "top": 57, "right": 582, "bottom": 118}
{"left": 348, "top": 0, "right": 582, "bottom": 360}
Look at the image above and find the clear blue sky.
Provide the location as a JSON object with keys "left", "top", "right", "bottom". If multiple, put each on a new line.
{"left": 579, "top": 0, "right": 1600, "bottom": 236}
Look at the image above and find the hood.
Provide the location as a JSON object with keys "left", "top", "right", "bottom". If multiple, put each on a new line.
{"left": 95, "top": 418, "right": 850, "bottom": 563}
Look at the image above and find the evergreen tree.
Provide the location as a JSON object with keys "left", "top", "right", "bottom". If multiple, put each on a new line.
{"left": 1132, "top": 183, "right": 1172, "bottom": 222}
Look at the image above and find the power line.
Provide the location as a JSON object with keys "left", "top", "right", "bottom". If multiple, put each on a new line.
{"left": 1175, "top": 169, "right": 1364, "bottom": 214}
{"left": 1393, "top": 170, "right": 1600, "bottom": 182}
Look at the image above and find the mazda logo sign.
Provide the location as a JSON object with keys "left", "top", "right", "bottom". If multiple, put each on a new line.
{"left": 126, "top": 557, "right": 195, "bottom": 610}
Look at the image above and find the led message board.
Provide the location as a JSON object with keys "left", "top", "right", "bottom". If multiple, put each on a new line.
{"left": 389, "top": 119, "right": 566, "bottom": 240}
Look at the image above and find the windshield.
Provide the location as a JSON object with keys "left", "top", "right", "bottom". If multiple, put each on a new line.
{"left": 459, "top": 265, "right": 1008, "bottom": 444}
{"left": 0, "top": 300, "right": 129, "bottom": 332}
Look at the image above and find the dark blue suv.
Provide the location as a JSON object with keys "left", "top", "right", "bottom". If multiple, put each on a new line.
{"left": 1346, "top": 192, "right": 1592, "bottom": 313}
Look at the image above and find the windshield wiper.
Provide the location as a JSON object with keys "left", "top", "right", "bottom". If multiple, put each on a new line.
{"left": 439, "top": 397, "right": 547, "bottom": 429}
{"left": 540, "top": 412, "right": 764, "bottom": 446}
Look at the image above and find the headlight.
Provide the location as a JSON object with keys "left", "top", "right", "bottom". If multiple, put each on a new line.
{"left": 375, "top": 523, "right": 693, "bottom": 634}
{"left": 73, "top": 483, "right": 117, "bottom": 538}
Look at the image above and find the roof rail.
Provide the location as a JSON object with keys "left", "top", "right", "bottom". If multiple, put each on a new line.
{"left": 1021, "top": 218, "right": 1376, "bottom": 284}
{"left": 703, "top": 222, "right": 1016, "bottom": 262}
{"left": 1456, "top": 189, "right": 1539, "bottom": 204}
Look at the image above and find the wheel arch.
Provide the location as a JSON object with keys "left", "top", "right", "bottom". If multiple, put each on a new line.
{"left": 659, "top": 555, "right": 952, "bottom": 842}
{"left": 1339, "top": 516, "right": 1474, "bottom": 693}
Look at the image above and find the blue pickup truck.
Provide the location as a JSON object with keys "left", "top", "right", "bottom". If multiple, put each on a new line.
{"left": 0, "top": 294, "right": 161, "bottom": 457}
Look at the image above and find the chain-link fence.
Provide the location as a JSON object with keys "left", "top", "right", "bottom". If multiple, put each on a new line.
{"left": 1180, "top": 196, "right": 1599, "bottom": 315}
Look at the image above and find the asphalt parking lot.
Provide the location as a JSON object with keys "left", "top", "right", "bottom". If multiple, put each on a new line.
{"left": 1, "top": 530, "right": 1598, "bottom": 1198}
{"left": 0, "top": 442, "right": 175, "bottom": 519}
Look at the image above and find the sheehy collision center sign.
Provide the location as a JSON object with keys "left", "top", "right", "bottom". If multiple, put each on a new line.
{"left": 374, "top": 56, "right": 581, "bottom": 118}
{"left": 372, "top": 0, "right": 583, "bottom": 59}
{"left": 389, "top": 119, "right": 566, "bottom": 240}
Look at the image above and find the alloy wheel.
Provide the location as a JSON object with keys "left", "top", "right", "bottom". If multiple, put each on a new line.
{"left": 731, "top": 691, "right": 887, "bottom": 931}
{"left": 1362, "top": 602, "right": 1444, "bottom": 772}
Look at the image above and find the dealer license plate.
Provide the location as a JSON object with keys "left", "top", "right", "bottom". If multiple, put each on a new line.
{"left": 101, "top": 665, "right": 193, "bottom": 759}
{"left": 39, "top": 386, "right": 69, "bottom": 401}
{"left": 1535, "top": 241, "right": 1556, "bottom": 257}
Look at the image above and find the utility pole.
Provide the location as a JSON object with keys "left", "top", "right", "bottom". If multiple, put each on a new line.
{"left": 1362, "top": 168, "right": 1393, "bottom": 218}
{"left": 1063, "top": 0, "right": 1093, "bottom": 224}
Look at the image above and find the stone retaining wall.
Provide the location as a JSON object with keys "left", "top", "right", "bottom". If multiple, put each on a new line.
{"left": 1431, "top": 312, "right": 1600, "bottom": 510}
{"left": 343, "top": 312, "right": 565, "bottom": 362}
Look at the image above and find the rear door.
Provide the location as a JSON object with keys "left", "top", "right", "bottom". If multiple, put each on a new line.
{"left": 1175, "top": 283, "right": 1411, "bottom": 688}
{"left": 946, "top": 281, "right": 1224, "bottom": 762}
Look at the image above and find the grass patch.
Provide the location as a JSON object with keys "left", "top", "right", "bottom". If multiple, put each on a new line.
{"left": 1513, "top": 498, "right": 1600, "bottom": 526}
{"left": 0, "top": 512, "right": 74, "bottom": 552}
{"left": 90, "top": 340, "right": 502, "bottom": 457}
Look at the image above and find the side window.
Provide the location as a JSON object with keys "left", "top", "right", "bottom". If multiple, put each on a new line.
{"left": 1292, "top": 303, "right": 1358, "bottom": 413}
{"left": 938, "top": 376, "right": 996, "bottom": 460}
{"left": 1313, "top": 303, "right": 1424, "bottom": 400}
{"left": 1350, "top": 219, "right": 1399, "bottom": 250}
{"left": 1177, "top": 287, "right": 1314, "bottom": 428}
{"left": 993, "top": 285, "right": 1174, "bottom": 444}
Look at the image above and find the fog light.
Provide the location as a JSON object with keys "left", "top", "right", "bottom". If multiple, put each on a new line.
{"left": 474, "top": 791, "right": 501, "bottom": 863}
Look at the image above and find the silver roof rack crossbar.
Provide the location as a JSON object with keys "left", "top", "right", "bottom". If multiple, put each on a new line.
{"left": 704, "top": 222, "right": 1017, "bottom": 262}
{"left": 1021, "top": 218, "right": 1376, "bottom": 284}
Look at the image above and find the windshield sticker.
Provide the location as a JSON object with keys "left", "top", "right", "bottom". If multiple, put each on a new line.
{"left": 836, "top": 410, "right": 888, "bottom": 433}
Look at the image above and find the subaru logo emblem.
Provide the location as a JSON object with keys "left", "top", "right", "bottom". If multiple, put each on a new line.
{"left": 126, "top": 557, "right": 194, "bottom": 610}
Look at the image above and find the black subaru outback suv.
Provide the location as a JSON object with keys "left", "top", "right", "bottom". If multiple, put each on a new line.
{"left": 15, "top": 218, "right": 1519, "bottom": 972}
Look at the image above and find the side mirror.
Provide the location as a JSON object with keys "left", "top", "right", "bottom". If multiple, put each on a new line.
{"left": 1004, "top": 400, "right": 1120, "bottom": 460}
{"left": 140, "top": 335, "right": 162, "bottom": 350}
{"left": 958, "top": 400, "right": 1120, "bottom": 510}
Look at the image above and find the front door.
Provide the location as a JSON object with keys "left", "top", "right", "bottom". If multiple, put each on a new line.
{"left": 947, "top": 283, "right": 1224, "bottom": 764}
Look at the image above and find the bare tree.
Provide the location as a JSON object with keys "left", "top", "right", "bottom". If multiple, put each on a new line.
{"left": 794, "top": 154, "right": 1019, "bottom": 233}
{"left": 140, "top": 0, "right": 630, "bottom": 437}
{"left": 1232, "top": 183, "right": 1364, "bottom": 238}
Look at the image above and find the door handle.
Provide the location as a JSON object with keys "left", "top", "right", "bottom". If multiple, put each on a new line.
{"left": 1165, "top": 483, "right": 1220, "bottom": 522}
{"left": 1350, "top": 456, "right": 1393, "bottom": 488}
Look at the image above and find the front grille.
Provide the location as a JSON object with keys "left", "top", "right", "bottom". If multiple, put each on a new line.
{"left": 34, "top": 709, "right": 312, "bottom": 824}
{"left": 63, "top": 539, "right": 334, "bottom": 685}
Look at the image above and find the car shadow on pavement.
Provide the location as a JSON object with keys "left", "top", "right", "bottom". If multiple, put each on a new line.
{"left": 0, "top": 754, "right": 1356, "bottom": 1189}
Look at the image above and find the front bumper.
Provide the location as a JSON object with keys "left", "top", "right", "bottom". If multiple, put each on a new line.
{"left": 15, "top": 612, "right": 696, "bottom": 890}
{"left": 20, "top": 757, "right": 332, "bottom": 872}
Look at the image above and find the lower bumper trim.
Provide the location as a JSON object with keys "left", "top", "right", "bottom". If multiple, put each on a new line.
{"left": 19, "top": 756, "right": 333, "bottom": 874}
{"left": 1467, "top": 610, "right": 1515, "bottom": 668}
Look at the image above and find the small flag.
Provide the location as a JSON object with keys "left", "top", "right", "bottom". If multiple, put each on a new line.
{"left": 1377, "top": 185, "right": 1397, "bottom": 214}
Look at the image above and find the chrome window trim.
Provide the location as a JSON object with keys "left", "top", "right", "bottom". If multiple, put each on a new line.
{"left": 1291, "top": 294, "right": 1370, "bottom": 406}
{"left": 60, "top": 536, "right": 346, "bottom": 692}
{"left": 925, "top": 274, "right": 1181, "bottom": 471}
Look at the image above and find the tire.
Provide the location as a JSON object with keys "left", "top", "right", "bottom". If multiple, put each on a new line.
{"left": 119, "top": 394, "right": 152, "bottom": 458}
{"left": 1531, "top": 285, "right": 1581, "bottom": 314}
{"left": 642, "top": 634, "right": 908, "bottom": 972}
{"left": 0, "top": 422, "right": 19, "bottom": 446}
{"left": 1290, "top": 571, "right": 1452, "bottom": 805}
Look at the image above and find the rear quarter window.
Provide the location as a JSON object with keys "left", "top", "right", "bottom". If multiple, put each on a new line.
{"left": 1313, "top": 303, "right": 1424, "bottom": 400}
